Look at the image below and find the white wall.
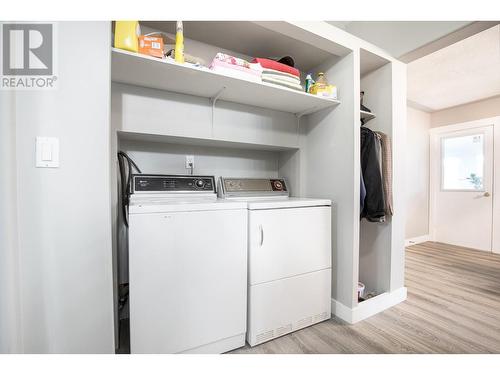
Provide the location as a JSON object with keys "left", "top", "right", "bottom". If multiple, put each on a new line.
{"left": 429, "top": 116, "right": 500, "bottom": 254}
{"left": 111, "top": 82, "right": 299, "bottom": 150}
{"left": 431, "top": 95, "right": 500, "bottom": 128}
{"left": 0, "top": 89, "right": 22, "bottom": 353}
{"left": 119, "top": 140, "right": 281, "bottom": 180}
{"left": 405, "top": 96, "right": 500, "bottom": 241}
{"left": 406, "top": 107, "right": 431, "bottom": 239}
{"left": 4, "top": 22, "right": 115, "bottom": 353}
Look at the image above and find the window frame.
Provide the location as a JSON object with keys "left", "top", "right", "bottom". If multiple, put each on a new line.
{"left": 440, "top": 131, "right": 486, "bottom": 192}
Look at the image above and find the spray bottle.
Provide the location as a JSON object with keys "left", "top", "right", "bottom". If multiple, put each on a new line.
{"left": 305, "top": 73, "right": 314, "bottom": 93}
{"left": 174, "top": 21, "right": 185, "bottom": 64}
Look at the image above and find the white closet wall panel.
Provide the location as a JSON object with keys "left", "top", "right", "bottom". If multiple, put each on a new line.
{"left": 389, "top": 61, "right": 407, "bottom": 291}
{"left": 303, "top": 53, "right": 359, "bottom": 309}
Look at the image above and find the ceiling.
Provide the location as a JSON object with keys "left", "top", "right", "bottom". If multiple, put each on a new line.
{"left": 327, "top": 21, "right": 472, "bottom": 58}
{"left": 407, "top": 25, "right": 500, "bottom": 111}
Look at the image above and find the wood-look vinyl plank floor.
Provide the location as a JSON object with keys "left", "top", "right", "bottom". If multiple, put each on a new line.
{"left": 231, "top": 242, "right": 500, "bottom": 354}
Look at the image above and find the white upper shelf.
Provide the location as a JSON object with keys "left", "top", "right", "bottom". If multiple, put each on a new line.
{"left": 111, "top": 48, "right": 340, "bottom": 116}
{"left": 360, "top": 110, "right": 376, "bottom": 121}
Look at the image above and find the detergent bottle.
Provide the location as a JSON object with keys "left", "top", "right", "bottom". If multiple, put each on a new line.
{"left": 114, "top": 21, "right": 140, "bottom": 53}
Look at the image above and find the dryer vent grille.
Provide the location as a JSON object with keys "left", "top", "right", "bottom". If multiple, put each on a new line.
{"left": 296, "top": 316, "right": 313, "bottom": 329}
{"left": 314, "top": 311, "right": 329, "bottom": 322}
{"left": 275, "top": 324, "right": 292, "bottom": 336}
{"left": 256, "top": 330, "right": 274, "bottom": 344}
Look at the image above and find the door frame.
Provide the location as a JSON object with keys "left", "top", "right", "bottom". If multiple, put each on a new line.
{"left": 429, "top": 116, "right": 500, "bottom": 253}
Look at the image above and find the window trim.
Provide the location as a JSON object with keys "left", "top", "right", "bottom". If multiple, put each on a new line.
{"left": 440, "top": 132, "right": 486, "bottom": 192}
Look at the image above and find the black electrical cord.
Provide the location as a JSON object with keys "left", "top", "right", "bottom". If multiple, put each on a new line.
{"left": 117, "top": 151, "right": 142, "bottom": 227}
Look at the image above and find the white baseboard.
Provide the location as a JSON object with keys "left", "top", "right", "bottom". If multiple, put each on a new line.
{"left": 405, "top": 234, "right": 431, "bottom": 247}
{"left": 331, "top": 287, "right": 407, "bottom": 324}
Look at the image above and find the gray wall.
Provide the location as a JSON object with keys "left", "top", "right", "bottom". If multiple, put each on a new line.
{"left": 1, "top": 22, "right": 115, "bottom": 353}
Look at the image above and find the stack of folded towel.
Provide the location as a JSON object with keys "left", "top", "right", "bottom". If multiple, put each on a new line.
{"left": 252, "top": 58, "right": 302, "bottom": 91}
{"left": 209, "top": 53, "right": 263, "bottom": 83}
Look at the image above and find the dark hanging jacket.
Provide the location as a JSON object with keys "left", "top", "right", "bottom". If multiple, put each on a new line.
{"left": 360, "top": 127, "right": 385, "bottom": 222}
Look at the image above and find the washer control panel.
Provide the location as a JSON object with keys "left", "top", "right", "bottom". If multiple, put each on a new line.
{"left": 220, "top": 177, "right": 289, "bottom": 198}
{"left": 132, "top": 175, "right": 215, "bottom": 193}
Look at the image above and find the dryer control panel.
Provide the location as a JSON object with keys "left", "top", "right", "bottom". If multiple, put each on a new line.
{"left": 132, "top": 175, "right": 215, "bottom": 193}
{"left": 219, "top": 177, "right": 289, "bottom": 198}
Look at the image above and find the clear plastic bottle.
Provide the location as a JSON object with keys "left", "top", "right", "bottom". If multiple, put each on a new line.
{"left": 316, "top": 72, "right": 328, "bottom": 86}
{"left": 310, "top": 72, "right": 337, "bottom": 98}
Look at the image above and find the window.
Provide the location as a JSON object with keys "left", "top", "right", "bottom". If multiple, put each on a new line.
{"left": 441, "top": 133, "right": 484, "bottom": 191}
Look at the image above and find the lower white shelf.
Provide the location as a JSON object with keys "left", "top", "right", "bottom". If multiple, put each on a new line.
{"left": 118, "top": 130, "right": 300, "bottom": 152}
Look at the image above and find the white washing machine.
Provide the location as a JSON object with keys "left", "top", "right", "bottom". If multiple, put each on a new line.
{"left": 128, "top": 175, "right": 248, "bottom": 353}
{"left": 218, "top": 177, "right": 332, "bottom": 346}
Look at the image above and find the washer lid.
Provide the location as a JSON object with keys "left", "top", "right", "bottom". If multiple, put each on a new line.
{"left": 245, "top": 197, "right": 332, "bottom": 210}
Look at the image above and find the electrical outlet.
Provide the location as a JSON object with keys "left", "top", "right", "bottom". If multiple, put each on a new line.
{"left": 185, "top": 155, "right": 194, "bottom": 169}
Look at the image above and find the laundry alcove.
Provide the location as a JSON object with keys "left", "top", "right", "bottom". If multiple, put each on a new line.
{"left": 109, "top": 21, "right": 407, "bottom": 336}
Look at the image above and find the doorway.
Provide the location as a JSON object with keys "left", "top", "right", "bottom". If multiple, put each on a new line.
{"left": 430, "top": 119, "right": 495, "bottom": 252}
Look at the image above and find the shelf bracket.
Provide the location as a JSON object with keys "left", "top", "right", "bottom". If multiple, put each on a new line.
{"left": 294, "top": 106, "right": 317, "bottom": 119}
{"left": 294, "top": 107, "right": 317, "bottom": 143}
{"left": 210, "top": 87, "right": 226, "bottom": 137}
{"left": 210, "top": 87, "right": 226, "bottom": 106}
{"left": 295, "top": 114, "right": 301, "bottom": 144}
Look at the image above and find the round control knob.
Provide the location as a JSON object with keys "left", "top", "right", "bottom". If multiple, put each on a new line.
{"left": 195, "top": 179, "right": 205, "bottom": 188}
{"left": 273, "top": 181, "right": 283, "bottom": 190}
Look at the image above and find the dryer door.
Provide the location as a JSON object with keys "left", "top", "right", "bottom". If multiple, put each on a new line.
{"left": 248, "top": 206, "right": 331, "bottom": 285}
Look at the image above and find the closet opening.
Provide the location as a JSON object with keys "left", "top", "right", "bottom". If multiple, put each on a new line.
{"left": 358, "top": 48, "right": 393, "bottom": 304}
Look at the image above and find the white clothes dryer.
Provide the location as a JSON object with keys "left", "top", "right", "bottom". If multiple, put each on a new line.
{"left": 218, "top": 177, "right": 332, "bottom": 346}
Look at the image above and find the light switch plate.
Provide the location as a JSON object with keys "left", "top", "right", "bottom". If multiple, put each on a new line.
{"left": 36, "top": 137, "right": 59, "bottom": 168}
